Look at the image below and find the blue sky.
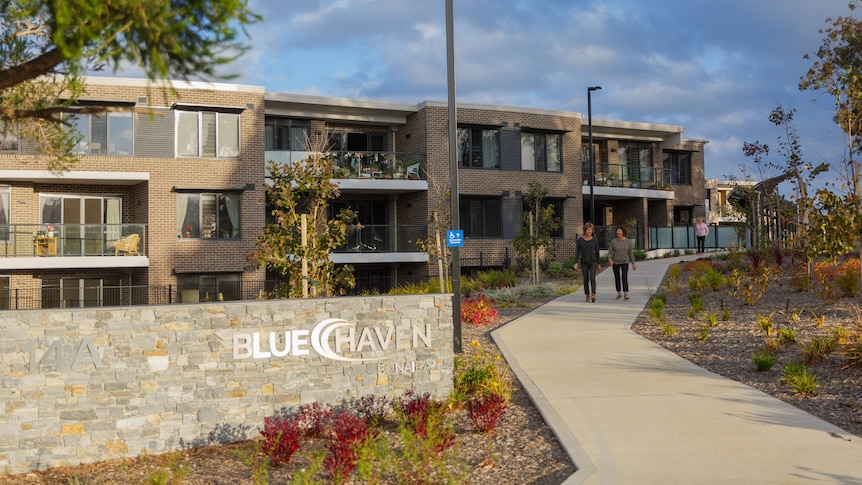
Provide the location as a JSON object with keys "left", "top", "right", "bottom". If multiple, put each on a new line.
{"left": 147, "top": 1, "right": 862, "bottom": 184}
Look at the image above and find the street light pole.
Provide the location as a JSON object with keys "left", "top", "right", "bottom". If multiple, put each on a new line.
{"left": 587, "top": 86, "right": 601, "bottom": 225}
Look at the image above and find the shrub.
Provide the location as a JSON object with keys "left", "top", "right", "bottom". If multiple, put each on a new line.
{"left": 730, "top": 267, "right": 773, "bottom": 305}
{"left": 721, "top": 307, "right": 731, "bottom": 321}
{"left": 452, "top": 340, "right": 511, "bottom": 408}
{"left": 800, "top": 335, "right": 836, "bottom": 364}
{"left": 661, "top": 324, "right": 677, "bottom": 336}
{"left": 634, "top": 249, "right": 647, "bottom": 261}
{"left": 813, "top": 261, "right": 842, "bottom": 302}
{"left": 770, "top": 241, "right": 784, "bottom": 266}
{"left": 756, "top": 312, "right": 775, "bottom": 337}
{"left": 704, "top": 268, "right": 726, "bottom": 291}
{"left": 688, "top": 275, "right": 707, "bottom": 294}
{"left": 260, "top": 415, "right": 303, "bottom": 465}
{"left": 776, "top": 327, "right": 797, "bottom": 344}
{"left": 782, "top": 361, "right": 818, "bottom": 394}
{"left": 687, "top": 294, "right": 704, "bottom": 315}
{"left": 752, "top": 349, "right": 776, "bottom": 371}
{"left": 789, "top": 266, "right": 812, "bottom": 292}
{"left": 683, "top": 259, "right": 714, "bottom": 275}
{"left": 667, "top": 264, "right": 682, "bottom": 279}
{"left": 294, "top": 402, "right": 334, "bottom": 438}
{"left": 460, "top": 293, "right": 499, "bottom": 327}
{"left": 476, "top": 269, "right": 518, "bottom": 289}
{"left": 483, "top": 286, "right": 521, "bottom": 304}
{"left": 351, "top": 394, "right": 390, "bottom": 428}
{"left": 746, "top": 248, "right": 767, "bottom": 268}
{"left": 523, "top": 282, "right": 559, "bottom": 298}
{"left": 697, "top": 325, "right": 709, "bottom": 341}
{"left": 324, "top": 410, "right": 369, "bottom": 481}
{"left": 467, "top": 392, "right": 508, "bottom": 433}
{"left": 836, "top": 258, "right": 860, "bottom": 297}
{"left": 393, "top": 390, "right": 455, "bottom": 453}
{"left": 704, "top": 312, "right": 718, "bottom": 327}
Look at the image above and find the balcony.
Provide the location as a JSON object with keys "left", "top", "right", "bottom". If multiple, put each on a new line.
{"left": 266, "top": 150, "right": 426, "bottom": 180}
{"left": 583, "top": 162, "right": 672, "bottom": 190}
{"left": 0, "top": 224, "right": 148, "bottom": 270}
{"left": 331, "top": 224, "right": 428, "bottom": 264}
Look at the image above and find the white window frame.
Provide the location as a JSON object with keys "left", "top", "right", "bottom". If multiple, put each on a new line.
{"left": 176, "top": 111, "right": 240, "bottom": 159}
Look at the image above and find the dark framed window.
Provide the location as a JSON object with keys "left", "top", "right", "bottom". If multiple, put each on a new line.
{"left": 328, "top": 131, "right": 386, "bottom": 152}
{"left": 177, "top": 192, "right": 241, "bottom": 239}
{"left": 265, "top": 118, "right": 309, "bottom": 150}
{"left": 177, "top": 273, "right": 242, "bottom": 302}
{"left": 664, "top": 151, "right": 692, "bottom": 185}
{"left": 460, "top": 196, "right": 501, "bottom": 238}
{"left": 521, "top": 132, "right": 561, "bottom": 172}
{"left": 541, "top": 198, "right": 564, "bottom": 238}
{"left": 458, "top": 127, "right": 500, "bottom": 169}
{"left": 674, "top": 206, "right": 693, "bottom": 225}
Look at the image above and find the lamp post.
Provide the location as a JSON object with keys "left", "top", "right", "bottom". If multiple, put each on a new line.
{"left": 587, "top": 86, "right": 601, "bottom": 225}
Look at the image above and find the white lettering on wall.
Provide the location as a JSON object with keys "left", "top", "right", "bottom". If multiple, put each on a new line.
{"left": 233, "top": 319, "right": 433, "bottom": 362}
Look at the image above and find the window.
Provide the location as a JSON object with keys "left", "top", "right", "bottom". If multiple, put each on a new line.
{"left": 460, "top": 197, "right": 501, "bottom": 238}
{"left": 266, "top": 118, "right": 309, "bottom": 150}
{"left": 0, "top": 122, "right": 18, "bottom": 153}
{"left": 328, "top": 131, "right": 386, "bottom": 152}
{"left": 674, "top": 206, "right": 693, "bottom": 225}
{"left": 40, "top": 277, "right": 123, "bottom": 309}
{"left": 458, "top": 127, "right": 499, "bottom": 168}
{"left": 177, "top": 192, "right": 241, "bottom": 239}
{"left": 177, "top": 111, "right": 240, "bottom": 158}
{"left": 664, "top": 151, "right": 692, "bottom": 185}
{"left": 68, "top": 112, "right": 134, "bottom": 155}
{"left": 177, "top": 273, "right": 242, "bottom": 302}
{"left": 0, "top": 186, "right": 9, "bottom": 242}
{"left": 618, "top": 141, "right": 651, "bottom": 182}
{"left": 521, "top": 132, "right": 561, "bottom": 172}
{"left": 541, "top": 198, "right": 564, "bottom": 238}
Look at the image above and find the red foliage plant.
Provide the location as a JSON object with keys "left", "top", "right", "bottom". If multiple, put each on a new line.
{"left": 394, "top": 390, "right": 455, "bottom": 453}
{"left": 460, "top": 293, "right": 499, "bottom": 327}
{"left": 323, "top": 410, "right": 369, "bottom": 481}
{"left": 259, "top": 415, "right": 303, "bottom": 465}
{"left": 467, "top": 392, "right": 508, "bottom": 433}
{"left": 295, "top": 402, "right": 334, "bottom": 438}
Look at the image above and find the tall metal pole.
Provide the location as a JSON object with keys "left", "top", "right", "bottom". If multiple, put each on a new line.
{"left": 446, "top": 0, "right": 462, "bottom": 353}
{"left": 587, "top": 86, "right": 601, "bottom": 224}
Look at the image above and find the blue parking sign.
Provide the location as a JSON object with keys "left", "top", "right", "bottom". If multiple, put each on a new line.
{"left": 446, "top": 230, "right": 464, "bottom": 247}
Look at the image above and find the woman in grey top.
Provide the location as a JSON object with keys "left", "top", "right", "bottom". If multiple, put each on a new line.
{"left": 607, "top": 225, "right": 636, "bottom": 300}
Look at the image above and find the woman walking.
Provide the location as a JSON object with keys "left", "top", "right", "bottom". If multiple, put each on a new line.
{"left": 608, "top": 225, "right": 637, "bottom": 300}
{"left": 573, "top": 222, "right": 601, "bottom": 302}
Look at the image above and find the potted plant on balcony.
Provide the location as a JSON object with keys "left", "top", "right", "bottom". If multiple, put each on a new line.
{"left": 46, "top": 225, "right": 55, "bottom": 237}
{"left": 629, "top": 175, "right": 639, "bottom": 188}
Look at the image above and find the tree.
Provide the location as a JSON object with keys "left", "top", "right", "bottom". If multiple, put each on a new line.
{"left": 742, "top": 107, "right": 827, "bottom": 253}
{"left": 799, "top": 0, "right": 862, "bottom": 200}
{"left": 513, "top": 181, "right": 559, "bottom": 284}
{"left": 249, "top": 146, "right": 356, "bottom": 299}
{"left": 0, "top": 0, "right": 259, "bottom": 170}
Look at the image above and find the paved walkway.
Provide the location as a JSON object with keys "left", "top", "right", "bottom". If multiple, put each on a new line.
{"left": 492, "top": 257, "right": 862, "bottom": 484}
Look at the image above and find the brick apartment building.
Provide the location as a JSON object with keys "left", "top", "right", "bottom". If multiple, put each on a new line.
{"left": 0, "top": 77, "right": 707, "bottom": 306}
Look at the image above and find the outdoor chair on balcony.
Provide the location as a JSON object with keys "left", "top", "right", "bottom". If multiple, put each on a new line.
{"left": 108, "top": 233, "right": 141, "bottom": 256}
{"left": 406, "top": 163, "right": 420, "bottom": 179}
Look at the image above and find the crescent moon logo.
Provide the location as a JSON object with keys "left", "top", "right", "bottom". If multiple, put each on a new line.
{"left": 311, "top": 318, "right": 390, "bottom": 362}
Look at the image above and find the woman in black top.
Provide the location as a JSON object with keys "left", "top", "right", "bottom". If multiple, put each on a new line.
{"left": 573, "top": 222, "right": 601, "bottom": 302}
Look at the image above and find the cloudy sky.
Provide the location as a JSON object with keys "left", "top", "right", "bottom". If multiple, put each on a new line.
{"left": 217, "top": 0, "right": 856, "bottom": 184}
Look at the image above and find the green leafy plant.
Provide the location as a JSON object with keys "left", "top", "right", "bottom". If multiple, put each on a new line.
{"left": 704, "top": 268, "right": 727, "bottom": 291}
{"left": 661, "top": 324, "right": 677, "bottom": 336}
{"left": 721, "top": 307, "right": 731, "bottom": 321}
{"left": 452, "top": 340, "right": 511, "bottom": 408}
{"left": 800, "top": 335, "right": 836, "bottom": 364}
{"left": 752, "top": 349, "right": 777, "bottom": 371}
{"left": 697, "top": 325, "right": 709, "bottom": 341}
{"left": 776, "top": 327, "right": 797, "bottom": 344}
{"left": 756, "top": 312, "right": 775, "bottom": 337}
{"left": 782, "top": 361, "right": 818, "bottom": 394}
{"left": 704, "top": 312, "right": 718, "bottom": 327}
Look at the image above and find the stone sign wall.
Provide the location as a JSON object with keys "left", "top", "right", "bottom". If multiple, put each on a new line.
{"left": 0, "top": 294, "right": 454, "bottom": 474}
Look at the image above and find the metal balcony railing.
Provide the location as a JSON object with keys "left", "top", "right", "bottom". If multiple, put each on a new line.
{"left": 265, "top": 150, "right": 427, "bottom": 180}
{"left": 334, "top": 224, "right": 427, "bottom": 253}
{"left": 582, "top": 162, "right": 672, "bottom": 190}
{"left": 0, "top": 224, "right": 147, "bottom": 258}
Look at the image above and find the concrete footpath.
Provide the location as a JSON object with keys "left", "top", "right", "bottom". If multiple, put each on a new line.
{"left": 492, "top": 257, "right": 862, "bottom": 484}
